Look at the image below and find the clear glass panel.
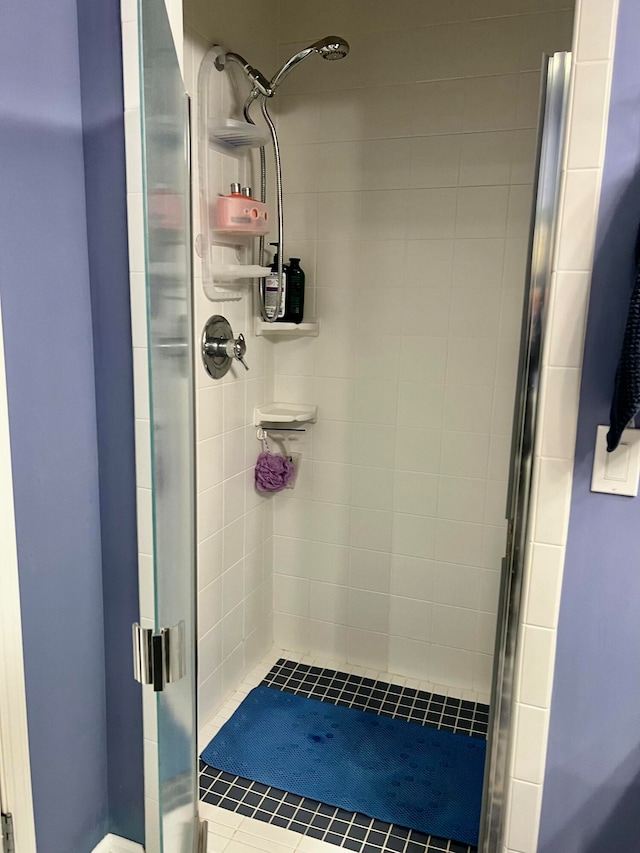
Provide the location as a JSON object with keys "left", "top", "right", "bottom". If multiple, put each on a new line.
{"left": 138, "top": 0, "right": 197, "bottom": 850}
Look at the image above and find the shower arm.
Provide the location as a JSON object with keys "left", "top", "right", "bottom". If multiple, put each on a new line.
{"left": 216, "top": 51, "right": 273, "bottom": 98}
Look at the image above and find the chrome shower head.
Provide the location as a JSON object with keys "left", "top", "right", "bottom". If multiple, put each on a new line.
{"left": 269, "top": 35, "right": 350, "bottom": 90}
{"left": 314, "top": 36, "right": 350, "bottom": 61}
{"left": 215, "top": 36, "right": 350, "bottom": 98}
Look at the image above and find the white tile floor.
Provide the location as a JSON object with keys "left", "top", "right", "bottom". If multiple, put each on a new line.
{"left": 199, "top": 646, "right": 491, "bottom": 852}
{"left": 202, "top": 800, "right": 342, "bottom": 853}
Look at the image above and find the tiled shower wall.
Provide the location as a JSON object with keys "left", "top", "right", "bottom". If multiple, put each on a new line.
{"left": 183, "top": 1, "right": 278, "bottom": 726}
{"left": 271, "top": 0, "right": 574, "bottom": 694}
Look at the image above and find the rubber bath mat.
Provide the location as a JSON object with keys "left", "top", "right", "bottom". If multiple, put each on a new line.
{"left": 201, "top": 685, "right": 486, "bottom": 846}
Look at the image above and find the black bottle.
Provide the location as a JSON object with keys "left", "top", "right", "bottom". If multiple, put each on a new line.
{"left": 285, "top": 257, "right": 305, "bottom": 324}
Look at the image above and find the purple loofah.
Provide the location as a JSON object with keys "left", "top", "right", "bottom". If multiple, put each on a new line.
{"left": 255, "top": 451, "right": 295, "bottom": 493}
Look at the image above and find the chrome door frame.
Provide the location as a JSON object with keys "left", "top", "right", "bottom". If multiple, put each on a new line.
{"left": 479, "top": 52, "right": 572, "bottom": 853}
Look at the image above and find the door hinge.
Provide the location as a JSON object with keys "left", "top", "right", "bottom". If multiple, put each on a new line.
{"left": 2, "top": 813, "right": 15, "bottom": 853}
{"left": 132, "top": 622, "right": 186, "bottom": 692}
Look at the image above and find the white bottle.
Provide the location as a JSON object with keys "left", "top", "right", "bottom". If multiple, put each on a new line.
{"left": 264, "top": 249, "right": 287, "bottom": 320}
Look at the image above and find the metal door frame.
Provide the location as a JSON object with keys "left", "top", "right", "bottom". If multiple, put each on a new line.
{"left": 478, "top": 52, "right": 572, "bottom": 853}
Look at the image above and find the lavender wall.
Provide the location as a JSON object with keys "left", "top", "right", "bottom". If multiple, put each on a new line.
{"left": 539, "top": 2, "right": 640, "bottom": 849}
{"left": 0, "top": 1, "right": 108, "bottom": 849}
{"left": 76, "top": 0, "right": 145, "bottom": 843}
{"left": 0, "top": 0, "right": 142, "bottom": 849}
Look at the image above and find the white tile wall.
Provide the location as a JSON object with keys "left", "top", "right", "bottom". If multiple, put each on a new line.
{"left": 183, "top": 8, "right": 278, "bottom": 727}
{"left": 271, "top": 0, "right": 574, "bottom": 698}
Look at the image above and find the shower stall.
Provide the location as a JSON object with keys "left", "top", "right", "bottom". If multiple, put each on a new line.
{"left": 130, "top": 1, "right": 576, "bottom": 850}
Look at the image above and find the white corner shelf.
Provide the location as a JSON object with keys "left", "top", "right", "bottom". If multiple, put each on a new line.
{"left": 254, "top": 403, "right": 317, "bottom": 427}
{"left": 254, "top": 317, "right": 319, "bottom": 337}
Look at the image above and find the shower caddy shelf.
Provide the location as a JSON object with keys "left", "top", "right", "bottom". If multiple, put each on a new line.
{"left": 208, "top": 118, "right": 268, "bottom": 152}
{"left": 209, "top": 263, "right": 272, "bottom": 281}
{"left": 198, "top": 47, "right": 273, "bottom": 300}
{"left": 197, "top": 44, "right": 320, "bottom": 331}
{"left": 202, "top": 258, "right": 270, "bottom": 299}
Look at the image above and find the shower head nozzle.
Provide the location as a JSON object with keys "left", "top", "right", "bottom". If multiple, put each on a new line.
{"left": 314, "top": 36, "right": 350, "bottom": 61}
{"left": 269, "top": 35, "right": 350, "bottom": 90}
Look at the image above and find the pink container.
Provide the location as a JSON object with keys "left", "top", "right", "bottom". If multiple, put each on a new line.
{"left": 148, "top": 187, "right": 184, "bottom": 231}
{"left": 215, "top": 185, "right": 269, "bottom": 235}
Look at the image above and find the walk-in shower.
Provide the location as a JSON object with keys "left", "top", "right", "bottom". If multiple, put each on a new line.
{"left": 213, "top": 36, "right": 350, "bottom": 322}
{"left": 132, "top": 0, "right": 577, "bottom": 849}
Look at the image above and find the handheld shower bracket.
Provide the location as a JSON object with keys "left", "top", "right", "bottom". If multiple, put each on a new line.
{"left": 214, "top": 50, "right": 273, "bottom": 97}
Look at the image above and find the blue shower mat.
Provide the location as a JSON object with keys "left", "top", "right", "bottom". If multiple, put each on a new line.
{"left": 200, "top": 685, "right": 486, "bottom": 846}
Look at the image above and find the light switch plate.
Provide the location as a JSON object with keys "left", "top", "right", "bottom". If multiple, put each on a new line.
{"left": 591, "top": 425, "right": 640, "bottom": 496}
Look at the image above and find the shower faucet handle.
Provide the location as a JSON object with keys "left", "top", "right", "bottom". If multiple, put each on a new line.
{"left": 233, "top": 334, "right": 249, "bottom": 371}
{"left": 201, "top": 315, "right": 249, "bottom": 379}
{"left": 216, "top": 333, "right": 249, "bottom": 370}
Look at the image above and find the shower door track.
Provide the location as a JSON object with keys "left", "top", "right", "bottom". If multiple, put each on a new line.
{"left": 478, "top": 51, "right": 572, "bottom": 853}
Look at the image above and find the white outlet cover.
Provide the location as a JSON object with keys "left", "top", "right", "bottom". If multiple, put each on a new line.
{"left": 591, "top": 425, "right": 640, "bottom": 496}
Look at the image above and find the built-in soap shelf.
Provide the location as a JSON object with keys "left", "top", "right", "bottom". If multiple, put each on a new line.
{"left": 254, "top": 317, "right": 320, "bottom": 337}
{"left": 254, "top": 403, "right": 317, "bottom": 427}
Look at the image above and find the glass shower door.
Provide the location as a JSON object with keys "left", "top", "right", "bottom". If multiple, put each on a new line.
{"left": 138, "top": 0, "right": 198, "bottom": 850}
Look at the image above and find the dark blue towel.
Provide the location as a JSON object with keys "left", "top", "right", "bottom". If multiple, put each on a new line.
{"left": 608, "top": 226, "right": 640, "bottom": 451}
{"left": 201, "top": 685, "right": 486, "bottom": 846}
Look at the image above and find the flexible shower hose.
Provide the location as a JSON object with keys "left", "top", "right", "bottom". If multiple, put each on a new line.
{"left": 243, "top": 94, "right": 284, "bottom": 322}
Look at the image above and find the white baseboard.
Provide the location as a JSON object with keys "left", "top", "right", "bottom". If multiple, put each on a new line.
{"left": 91, "top": 834, "right": 145, "bottom": 853}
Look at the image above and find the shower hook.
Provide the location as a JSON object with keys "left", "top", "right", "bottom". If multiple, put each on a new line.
{"left": 256, "top": 426, "right": 294, "bottom": 457}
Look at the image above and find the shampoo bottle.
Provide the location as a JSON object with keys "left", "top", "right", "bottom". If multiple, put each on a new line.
{"left": 285, "top": 257, "right": 305, "bottom": 324}
{"left": 263, "top": 244, "right": 287, "bottom": 321}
